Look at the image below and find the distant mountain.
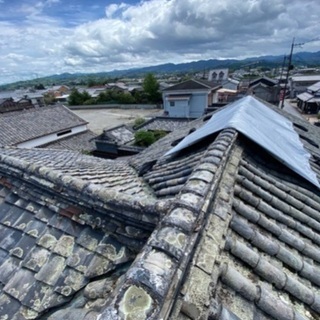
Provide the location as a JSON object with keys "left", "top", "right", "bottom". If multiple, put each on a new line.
{"left": 1, "top": 51, "right": 319, "bottom": 90}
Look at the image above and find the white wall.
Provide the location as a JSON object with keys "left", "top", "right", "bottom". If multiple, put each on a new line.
{"left": 17, "top": 125, "right": 88, "bottom": 148}
{"left": 189, "top": 93, "right": 208, "bottom": 118}
{"left": 163, "top": 89, "right": 209, "bottom": 118}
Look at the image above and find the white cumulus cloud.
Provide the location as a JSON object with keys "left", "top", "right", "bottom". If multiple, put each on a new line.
{"left": 0, "top": 0, "right": 319, "bottom": 84}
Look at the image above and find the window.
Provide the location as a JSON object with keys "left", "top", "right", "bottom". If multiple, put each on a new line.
{"left": 57, "top": 129, "right": 72, "bottom": 137}
{"left": 170, "top": 101, "right": 175, "bottom": 107}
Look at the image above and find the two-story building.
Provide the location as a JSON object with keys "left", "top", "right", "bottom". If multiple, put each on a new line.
{"left": 297, "top": 81, "right": 320, "bottom": 114}
{"left": 289, "top": 75, "right": 320, "bottom": 98}
{"left": 162, "top": 79, "right": 221, "bottom": 118}
{"left": 248, "top": 76, "right": 280, "bottom": 105}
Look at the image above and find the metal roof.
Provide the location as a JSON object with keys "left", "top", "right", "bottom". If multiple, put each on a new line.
{"left": 166, "top": 95, "right": 319, "bottom": 187}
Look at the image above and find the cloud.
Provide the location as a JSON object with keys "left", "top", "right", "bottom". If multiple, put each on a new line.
{"left": 0, "top": 0, "right": 320, "bottom": 85}
{"left": 63, "top": 0, "right": 320, "bottom": 65}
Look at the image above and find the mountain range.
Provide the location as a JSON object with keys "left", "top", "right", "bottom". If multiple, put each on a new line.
{"left": 1, "top": 51, "right": 319, "bottom": 90}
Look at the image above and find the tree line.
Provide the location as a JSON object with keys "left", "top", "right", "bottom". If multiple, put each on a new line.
{"left": 68, "top": 73, "right": 162, "bottom": 106}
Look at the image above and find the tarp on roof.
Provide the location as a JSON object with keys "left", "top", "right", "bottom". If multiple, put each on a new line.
{"left": 165, "top": 95, "right": 320, "bottom": 188}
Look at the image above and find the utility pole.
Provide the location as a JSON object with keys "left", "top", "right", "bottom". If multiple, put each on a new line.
{"left": 280, "top": 38, "right": 295, "bottom": 109}
{"left": 280, "top": 36, "right": 320, "bottom": 109}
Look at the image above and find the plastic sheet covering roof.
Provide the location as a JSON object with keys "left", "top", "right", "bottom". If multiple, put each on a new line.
{"left": 166, "top": 96, "right": 320, "bottom": 188}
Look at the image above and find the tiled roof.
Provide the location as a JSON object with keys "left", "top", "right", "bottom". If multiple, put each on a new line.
{"left": 0, "top": 148, "right": 154, "bottom": 198}
{"left": 0, "top": 147, "right": 164, "bottom": 318}
{"left": 163, "top": 79, "right": 220, "bottom": 91}
{"left": 0, "top": 105, "right": 87, "bottom": 147}
{"left": 101, "top": 125, "right": 135, "bottom": 145}
{"left": 1, "top": 97, "right": 320, "bottom": 319}
{"left": 39, "top": 130, "right": 97, "bottom": 152}
{"left": 136, "top": 117, "right": 192, "bottom": 132}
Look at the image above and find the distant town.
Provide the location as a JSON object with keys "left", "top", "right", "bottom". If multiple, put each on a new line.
{"left": 1, "top": 52, "right": 320, "bottom": 159}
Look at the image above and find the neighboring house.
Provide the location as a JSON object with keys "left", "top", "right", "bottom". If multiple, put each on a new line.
{"left": 289, "top": 74, "right": 320, "bottom": 98}
{"left": 0, "top": 98, "right": 33, "bottom": 113}
{"left": 297, "top": 81, "right": 320, "bottom": 114}
{"left": 94, "top": 118, "right": 192, "bottom": 158}
{"left": 84, "top": 87, "right": 106, "bottom": 98}
{"left": 162, "top": 79, "right": 221, "bottom": 118}
{"left": 136, "top": 117, "right": 192, "bottom": 132}
{"left": 214, "top": 88, "right": 238, "bottom": 103}
{"left": 208, "top": 68, "right": 229, "bottom": 82}
{"left": 221, "top": 78, "right": 239, "bottom": 91}
{"left": 248, "top": 76, "right": 280, "bottom": 104}
{"left": 48, "top": 85, "right": 70, "bottom": 97}
{"left": 0, "top": 96, "right": 320, "bottom": 319}
{"left": 0, "top": 105, "right": 96, "bottom": 152}
{"left": 0, "top": 92, "right": 45, "bottom": 111}
{"left": 106, "top": 82, "right": 129, "bottom": 92}
{"left": 94, "top": 125, "right": 142, "bottom": 158}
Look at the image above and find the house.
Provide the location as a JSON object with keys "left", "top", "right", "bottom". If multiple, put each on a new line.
{"left": 221, "top": 78, "right": 239, "bottom": 91}
{"left": 208, "top": 68, "right": 229, "bottom": 82}
{"left": 0, "top": 94, "right": 44, "bottom": 113}
{"left": 94, "top": 125, "right": 143, "bottom": 158}
{"left": 0, "top": 96, "right": 320, "bottom": 319}
{"left": 94, "top": 118, "right": 191, "bottom": 158}
{"left": 162, "top": 79, "right": 221, "bottom": 118}
{"left": 289, "top": 75, "right": 320, "bottom": 98}
{"left": 248, "top": 76, "right": 280, "bottom": 104}
{"left": 214, "top": 88, "right": 238, "bottom": 103}
{"left": 297, "top": 81, "right": 320, "bottom": 114}
{"left": 0, "top": 105, "right": 96, "bottom": 152}
{"left": 47, "top": 85, "right": 70, "bottom": 97}
{"left": 0, "top": 97, "right": 31, "bottom": 113}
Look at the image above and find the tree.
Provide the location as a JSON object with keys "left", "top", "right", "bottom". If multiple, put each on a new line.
{"left": 68, "top": 89, "right": 93, "bottom": 105}
{"left": 34, "top": 83, "right": 45, "bottom": 90}
{"left": 142, "top": 73, "right": 161, "bottom": 103}
{"left": 134, "top": 131, "right": 156, "bottom": 147}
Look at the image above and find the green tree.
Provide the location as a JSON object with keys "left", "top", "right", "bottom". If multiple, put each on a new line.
{"left": 142, "top": 73, "right": 161, "bottom": 103}
{"left": 134, "top": 131, "right": 156, "bottom": 147}
{"left": 43, "top": 92, "right": 56, "bottom": 105}
{"left": 68, "top": 89, "right": 83, "bottom": 105}
{"left": 34, "top": 83, "right": 45, "bottom": 90}
{"left": 117, "top": 92, "right": 136, "bottom": 104}
{"left": 134, "top": 130, "right": 167, "bottom": 147}
{"left": 68, "top": 89, "right": 93, "bottom": 105}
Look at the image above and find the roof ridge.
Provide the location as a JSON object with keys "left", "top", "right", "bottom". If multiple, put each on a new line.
{"left": 99, "top": 128, "right": 239, "bottom": 319}
{"left": 0, "top": 153, "right": 164, "bottom": 225}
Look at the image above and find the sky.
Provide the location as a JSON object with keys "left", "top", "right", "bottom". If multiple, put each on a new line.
{"left": 0, "top": 0, "right": 319, "bottom": 85}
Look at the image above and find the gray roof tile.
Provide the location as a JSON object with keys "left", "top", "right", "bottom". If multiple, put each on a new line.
{"left": 0, "top": 105, "right": 87, "bottom": 147}
{"left": 1, "top": 96, "right": 320, "bottom": 319}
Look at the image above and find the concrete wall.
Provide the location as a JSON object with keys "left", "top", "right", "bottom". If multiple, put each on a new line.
{"left": 68, "top": 104, "right": 160, "bottom": 110}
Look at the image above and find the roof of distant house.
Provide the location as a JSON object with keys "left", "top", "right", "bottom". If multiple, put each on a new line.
{"left": 136, "top": 117, "right": 192, "bottom": 132}
{"left": 0, "top": 105, "right": 88, "bottom": 147}
{"left": 163, "top": 79, "right": 221, "bottom": 91}
{"left": 308, "top": 81, "right": 320, "bottom": 92}
{"left": 291, "top": 75, "right": 320, "bottom": 82}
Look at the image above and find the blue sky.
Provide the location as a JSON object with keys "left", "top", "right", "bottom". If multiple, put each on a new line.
{"left": 0, "top": 0, "right": 319, "bottom": 85}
